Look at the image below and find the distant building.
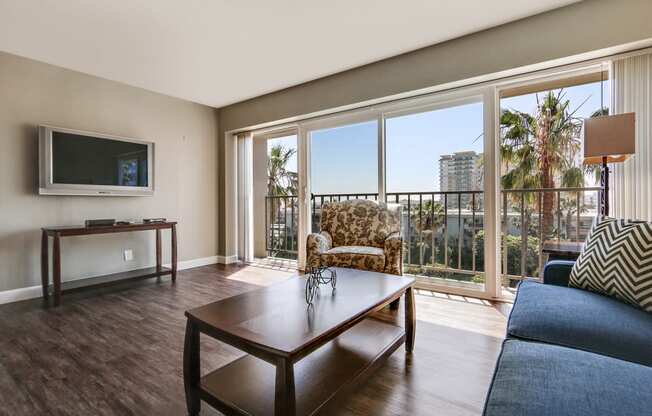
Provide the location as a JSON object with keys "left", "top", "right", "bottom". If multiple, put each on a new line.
{"left": 439, "top": 151, "right": 483, "bottom": 208}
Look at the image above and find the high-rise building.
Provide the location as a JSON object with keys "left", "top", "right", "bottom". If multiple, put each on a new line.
{"left": 439, "top": 151, "right": 483, "bottom": 208}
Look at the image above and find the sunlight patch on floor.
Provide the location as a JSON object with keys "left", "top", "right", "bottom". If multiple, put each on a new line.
{"left": 414, "top": 289, "right": 508, "bottom": 339}
{"left": 250, "top": 257, "right": 298, "bottom": 272}
{"left": 222, "top": 264, "right": 293, "bottom": 286}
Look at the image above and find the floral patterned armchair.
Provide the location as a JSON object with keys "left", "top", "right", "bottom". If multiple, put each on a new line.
{"left": 306, "top": 199, "right": 403, "bottom": 275}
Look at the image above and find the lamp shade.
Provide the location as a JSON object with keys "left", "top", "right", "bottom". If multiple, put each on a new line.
{"left": 583, "top": 113, "right": 635, "bottom": 165}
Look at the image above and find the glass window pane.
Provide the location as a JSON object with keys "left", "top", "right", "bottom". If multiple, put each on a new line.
{"left": 310, "top": 120, "right": 379, "bottom": 233}
{"left": 385, "top": 101, "right": 485, "bottom": 290}
{"left": 254, "top": 134, "right": 298, "bottom": 261}
{"left": 310, "top": 120, "right": 378, "bottom": 195}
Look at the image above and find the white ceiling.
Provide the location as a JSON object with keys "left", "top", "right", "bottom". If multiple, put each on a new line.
{"left": 0, "top": 0, "right": 579, "bottom": 108}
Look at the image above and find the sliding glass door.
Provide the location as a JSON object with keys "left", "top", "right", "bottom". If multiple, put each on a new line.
{"left": 252, "top": 130, "right": 299, "bottom": 263}
{"left": 384, "top": 98, "right": 487, "bottom": 291}
{"left": 496, "top": 67, "right": 608, "bottom": 298}
{"left": 295, "top": 91, "right": 498, "bottom": 298}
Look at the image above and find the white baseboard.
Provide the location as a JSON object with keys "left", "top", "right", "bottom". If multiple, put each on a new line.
{"left": 216, "top": 254, "right": 239, "bottom": 264}
{"left": 0, "top": 285, "right": 43, "bottom": 305}
{"left": 0, "top": 254, "right": 223, "bottom": 306}
{"left": 163, "top": 255, "right": 220, "bottom": 270}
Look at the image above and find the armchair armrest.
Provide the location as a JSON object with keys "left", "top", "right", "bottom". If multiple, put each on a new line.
{"left": 306, "top": 231, "right": 332, "bottom": 268}
{"left": 543, "top": 260, "right": 575, "bottom": 286}
{"left": 383, "top": 233, "right": 403, "bottom": 275}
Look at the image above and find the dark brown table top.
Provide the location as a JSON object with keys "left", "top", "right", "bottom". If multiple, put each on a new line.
{"left": 42, "top": 221, "right": 177, "bottom": 236}
{"left": 186, "top": 268, "right": 414, "bottom": 357}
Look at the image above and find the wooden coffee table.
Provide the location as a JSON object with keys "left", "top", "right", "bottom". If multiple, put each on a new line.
{"left": 183, "top": 268, "right": 415, "bottom": 416}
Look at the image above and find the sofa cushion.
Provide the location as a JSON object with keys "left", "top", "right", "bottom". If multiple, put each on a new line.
{"left": 483, "top": 339, "right": 652, "bottom": 416}
{"left": 569, "top": 217, "right": 652, "bottom": 312}
{"left": 321, "top": 246, "right": 385, "bottom": 272}
{"left": 508, "top": 280, "right": 652, "bottom": 366}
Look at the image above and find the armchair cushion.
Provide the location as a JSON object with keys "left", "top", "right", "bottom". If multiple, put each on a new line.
{"left": 321, "top": 199, "right": 400, "bottom": 248}
{"left": 321, "top": 246, "right": 385, "bottom": 273}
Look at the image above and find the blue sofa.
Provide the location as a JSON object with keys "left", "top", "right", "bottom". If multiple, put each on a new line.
{"left": 483, "top": 260, "right": 652, "bottom": 416}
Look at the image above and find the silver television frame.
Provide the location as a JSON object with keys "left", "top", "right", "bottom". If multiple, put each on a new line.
{"left": 38, "top": 125, "right": 155, "bottom": 196}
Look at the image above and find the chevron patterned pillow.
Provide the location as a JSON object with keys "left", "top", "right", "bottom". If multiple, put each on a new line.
{"left": 569, "top": 217, "right": 652, "bottom": 313}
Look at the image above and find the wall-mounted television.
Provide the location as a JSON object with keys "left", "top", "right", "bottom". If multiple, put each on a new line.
{"left": 38, "top": 125, "right": 154, "bottom": 196}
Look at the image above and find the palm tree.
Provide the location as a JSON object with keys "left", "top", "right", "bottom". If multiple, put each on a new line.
{"left": 267, "top": 144, "right": 297, "bottom": 197}
{"left": 267, "top": 144, "right": 298, "bottom": 256}
{"left": 410, "top": 200, "right": 445, "bottom": 268}
{"left": 500, "top": 90, "right": 584, "bottom": 238}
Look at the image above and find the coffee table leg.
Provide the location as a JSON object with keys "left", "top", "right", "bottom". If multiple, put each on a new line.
{"left": 405, "top": 286, "right": 416, "bottom": 353}
{"left": 183, "top": 320, "right": 201, "bottom": 415}
{"left": 274, "top": 357, "right": 296, "bottom": 416}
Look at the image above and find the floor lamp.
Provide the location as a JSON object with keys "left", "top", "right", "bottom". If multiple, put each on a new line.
{"left": 583, "top": 113, "right": 636, "bottom": 217}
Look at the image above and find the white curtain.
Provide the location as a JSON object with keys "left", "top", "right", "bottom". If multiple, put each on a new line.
{"left": 611, "top": 53, "right": 652, "bottom": 221}
{"left": 237, "top": 132, "right": 254, "bottom": 262}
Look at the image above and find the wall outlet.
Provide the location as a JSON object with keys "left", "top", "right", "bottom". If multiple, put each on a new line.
{"left": 123, "top": 249, "right": 134, "bottom": 262}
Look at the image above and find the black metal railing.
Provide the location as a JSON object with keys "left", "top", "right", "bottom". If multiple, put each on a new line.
{"left": 265, "top": 195, "right": 298, "bottom": 259}
{"left": 500, "top": 187, "right": 602, "bottom": 286}
{"left": 386, "top": 191, "right": 484, "bottom": 283}
{"left": 265, "top": 187, "right": 602, "bottom": 287}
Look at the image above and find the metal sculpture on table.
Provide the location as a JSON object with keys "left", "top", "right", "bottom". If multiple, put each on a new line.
{"left": 305, "top": 266, "right": 337, "bottom": 305}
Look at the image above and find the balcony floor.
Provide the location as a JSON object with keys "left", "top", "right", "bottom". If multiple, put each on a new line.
{"left": 0, "top": 263, "right": 509, "bottom": 415}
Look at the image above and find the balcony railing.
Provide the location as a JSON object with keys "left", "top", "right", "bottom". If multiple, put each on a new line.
{"left": 265, "top": 195, "right": 298, "bottom": 259}
{"left": 499, "top": 187, "right": 601, "bottom": 287}
{"left": 265, "top": 187, "right": 602, "bottom": 287}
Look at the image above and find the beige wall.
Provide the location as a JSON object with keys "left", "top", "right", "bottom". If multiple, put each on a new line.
{"left": 0, "top": 51, "right": 219, "bottom": 293}
{"left": 216, "top": 0, "right": 652, "bottom": 256}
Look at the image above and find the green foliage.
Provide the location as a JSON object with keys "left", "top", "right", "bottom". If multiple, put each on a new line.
{"left": 409, "top": 200, "right": 446, "bottom": 266}
{"left": 267, "top": 144, "right": 298, "bottom": 260}
{"left": 475, "top": 230, "right": 540, "bottom": 277}
{"left": 500, "top": 89, "right": 584, "bottom": 191}
{"left": 267, "top": 144, "right": 297, "bottom": 197}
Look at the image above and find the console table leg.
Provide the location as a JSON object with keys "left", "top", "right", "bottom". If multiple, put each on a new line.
{"left": 274, "top": 357, "right": 296, "bottom": 416}
{"left": 156, "top": 229, "right": 162, "bottom": 273}
{"left": 183, "top": 320, "right": 201, "bottom": 416}
{"left": 41, "top": 231, "right": 49, "bottom": 300}
{"left": 53, "top": 233, "right": 61, "bottom": 307}
{"left": 171, "top": 224, "right": 177, "bottom": 282}
{"left": 405, "top": 286, "right": 416, "bottom": 354}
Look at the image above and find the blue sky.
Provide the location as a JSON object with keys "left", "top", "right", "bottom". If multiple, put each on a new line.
{"left": 268, "top": 80, "right": 607, "bottom": 194}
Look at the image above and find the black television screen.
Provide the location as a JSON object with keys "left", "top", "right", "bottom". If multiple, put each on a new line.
{"left": 52, "top": 132, "right": 149, "bottom": 187}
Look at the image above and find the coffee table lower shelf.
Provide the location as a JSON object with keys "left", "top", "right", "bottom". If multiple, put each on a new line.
{"left": 199, "top": 318, "right": 405, "bottom": 416}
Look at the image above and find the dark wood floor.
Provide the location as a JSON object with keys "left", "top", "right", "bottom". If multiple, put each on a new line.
{"left": 0, "top": 264, "right": 508, "bottom": 416}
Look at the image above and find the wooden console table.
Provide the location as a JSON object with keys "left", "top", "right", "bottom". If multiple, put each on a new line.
{"left": 542, "top": 240, "right": 583, "bottom": 261}
{"left": 41, "top": 221, "right": 177, "bottom": 306}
